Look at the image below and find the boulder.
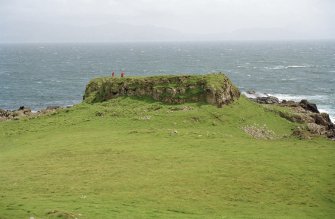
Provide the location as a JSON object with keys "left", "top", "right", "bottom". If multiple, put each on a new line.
{"left": 306, "top": 123, "right": 326, "bottom": 135}
{"left": 17, "top": 106, "right": 32, "bottom": 115}
{"left": 312, "top": 113, "right": 330, "bottom": 127}
{"left": 299, "top": 99, "right": 319, "bottom": 113}
{"left": 255, "top": 96, "right": 279, "bottom": 104}
{"left": 0, "top": 109, "right": 13, "bottom": 120}
{"left": 280, "top": 100, "right": 300, "bottom": 108}
{"left": 327, "top": 129, "right": 335, "bottom": 139}
{"left": 46, "top": 106, "right": 60, "bottom": 110}
{"left": 246, "top": 90, "right": 256, "bottom": 94}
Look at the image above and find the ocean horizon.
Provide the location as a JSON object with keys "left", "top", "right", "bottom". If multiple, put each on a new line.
{"left": 1, "top": 41, "right": 334, "bottom": 121}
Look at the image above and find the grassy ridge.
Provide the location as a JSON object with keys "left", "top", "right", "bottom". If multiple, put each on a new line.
{"left": 0, "top": 97, "right": 334, "bottom": 218}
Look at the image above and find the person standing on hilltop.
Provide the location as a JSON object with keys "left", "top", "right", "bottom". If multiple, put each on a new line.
{"left": 121, "top": 72, "right": 125, "bottom": 77}
{"left": 112, "top": 71, "right": 115, "bottom": 77}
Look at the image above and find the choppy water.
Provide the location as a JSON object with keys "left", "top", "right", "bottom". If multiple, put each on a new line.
{"left": 0, "top": 41, "right": 334, "bottom": 121}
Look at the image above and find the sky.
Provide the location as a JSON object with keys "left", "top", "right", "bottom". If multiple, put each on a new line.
{"left": 0, "top": 0, "right": 334, "bottom": 42}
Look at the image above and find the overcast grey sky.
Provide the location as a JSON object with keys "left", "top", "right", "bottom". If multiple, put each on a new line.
{"left": 1, "top": 0, "right": 334, "bottom": 42}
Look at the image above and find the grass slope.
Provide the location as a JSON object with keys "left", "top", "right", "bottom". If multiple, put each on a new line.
{"left": 0, "top": 97, "right": 334, "bottom": 219}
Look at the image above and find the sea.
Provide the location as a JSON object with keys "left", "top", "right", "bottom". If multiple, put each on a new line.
{"left": 0, "top": 41, "right": 334, "bottom": 121}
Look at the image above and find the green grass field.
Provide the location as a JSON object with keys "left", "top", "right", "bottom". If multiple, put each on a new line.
{"left": 0, "top": 97, "right": 334, "bottom": 218}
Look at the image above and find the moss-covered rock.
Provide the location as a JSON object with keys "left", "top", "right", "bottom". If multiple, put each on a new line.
{"left": 83, "top": 73, "right": 240, "bottom": 107}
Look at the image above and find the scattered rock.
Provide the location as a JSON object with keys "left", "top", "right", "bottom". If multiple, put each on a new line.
{"left": 242, "top": 124, "right": 276, "bottom": 139}
{"left": 46, "top": 105, "right": 60, "bottom": 110}
{"left": 17, "top": 106, "right": 32, "bottom": 115}
{"left": 242, "top": 91, "right": 268, "bottom": 99}
{"left": 306, "top": 123, "right": 326, "bottom": 135}
{"left": 327, "top": 129, "right": 335, "bottom": 140}
{"left": 46, "top": 210, "right": 78, "bottom": 219}
{"left": 292, "top": 126, "right": 312, "bottom": 140}
{"left": 0, "top": 109, "right": 13, "bottom": 120}
{"left": 255, "top": 96, "right": 279, "bottom": 104}
{"left": 170, "top": 130, "right": 178, "bottom": 136}
{"left": 281, "top": 100, "right": 297, "bottom": 106}
{"left": 139, "top": 115, "right": 151, "bottom": 120}
{"left": 312, "top": 113, "right": 330, "bottom": 126}
{"left": 246, "top": 90, "right": 256, "bottom": 94}
{"left": 299, "top": 99, "right": 319, "bottom": 113}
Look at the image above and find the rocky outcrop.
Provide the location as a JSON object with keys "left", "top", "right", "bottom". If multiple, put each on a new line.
{"left": 83, "top": 73, "right": 240, "bottom": 107}
{"left": 0, "top": 106, "right": 32, "bottom": 121}
{"left": 247, "top": 94, "right": 335, "bottom": 140}
{"left": 282, "top": 100, "right": 335, "bottom": 139}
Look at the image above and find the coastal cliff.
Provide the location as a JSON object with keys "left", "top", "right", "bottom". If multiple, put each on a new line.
{"left": 83, "top": 73, "right": 240, "bottom": 107}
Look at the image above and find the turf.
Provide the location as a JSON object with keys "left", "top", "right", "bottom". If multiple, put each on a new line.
{"left": 0, "top": 97, "right": 334, "bottom": 219}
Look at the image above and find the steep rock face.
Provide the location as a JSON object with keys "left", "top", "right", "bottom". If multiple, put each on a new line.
{"left": 83, "top": 73, "right": 240, "bottom": 107}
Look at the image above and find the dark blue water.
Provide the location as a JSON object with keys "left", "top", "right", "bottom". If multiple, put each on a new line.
{"left": 0, "top": 41, "right": 334, "bottom": 120}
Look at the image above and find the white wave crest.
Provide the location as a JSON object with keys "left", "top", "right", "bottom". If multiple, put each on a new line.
{"left": 269, "top": 93, "right": 328, "bottom": 102}
{"left": 286, "top": 65, "right": 308, "bottom": 68}
{"left": 264, "top": 65, "right": 309, "bottom": 70}
{"left": 264, "top": 66, "right": 285, "bottom": 70}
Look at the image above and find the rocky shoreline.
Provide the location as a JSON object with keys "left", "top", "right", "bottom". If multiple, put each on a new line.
{"left": 0, "top": 105, "right": 65, "bottom": 121}
{"left": 243, "top": 91, "right": 335, "bottom": 140}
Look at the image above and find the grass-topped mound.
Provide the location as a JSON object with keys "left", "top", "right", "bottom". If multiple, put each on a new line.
{"left": 83, "top": 73, "right": 240, "bottom": 107}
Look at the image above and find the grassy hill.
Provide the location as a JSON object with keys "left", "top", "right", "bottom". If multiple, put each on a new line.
{"left": 0, "top": 77, "right": 334, "bottom": 218}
